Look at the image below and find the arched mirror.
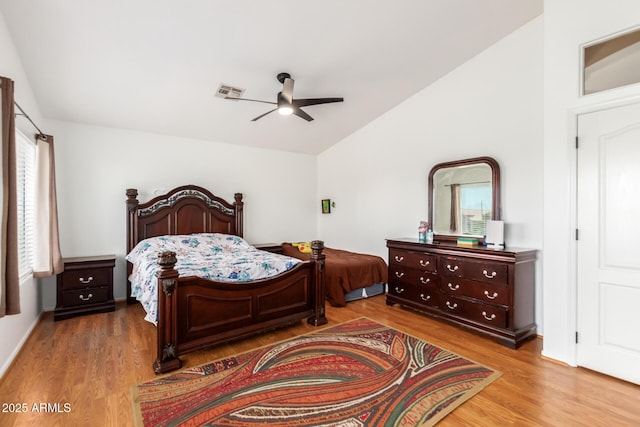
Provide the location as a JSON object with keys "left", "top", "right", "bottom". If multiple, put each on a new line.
{"left": 428, "top": 156, "right": 500, "bottom": 242}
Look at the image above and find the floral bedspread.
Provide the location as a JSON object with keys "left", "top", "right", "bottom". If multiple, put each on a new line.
{"left": 126, "top": 233, "right": 301, "bottom": 324}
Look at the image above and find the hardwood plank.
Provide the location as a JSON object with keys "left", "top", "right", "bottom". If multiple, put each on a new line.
{"left": 0, "top": 296, "right": 638, "bottom": 426}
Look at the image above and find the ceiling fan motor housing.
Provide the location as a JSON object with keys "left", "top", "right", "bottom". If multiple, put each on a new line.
{"left": 277, "top": 72, "right": 291, "bottom": 83}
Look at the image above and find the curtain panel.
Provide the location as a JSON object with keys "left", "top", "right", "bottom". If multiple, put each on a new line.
{"left": 449, "top": 183, "right": 461, "bottom": 233}
{"left": 33, "top": 134, "right": 63, "bottom": 277}
{"left": 1, "top": 76, "right": 21, "bottom": 316}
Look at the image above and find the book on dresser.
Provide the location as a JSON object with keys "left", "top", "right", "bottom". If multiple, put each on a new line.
{"left": 385, "top": 238, "right": 537, "bottom": 348}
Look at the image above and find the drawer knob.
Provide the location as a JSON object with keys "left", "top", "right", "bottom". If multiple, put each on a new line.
{"left": 445, "top": 301, "right": 458, "bottom": 310}
{"left": 482, "top": 270, "right": 497, "bottom": 279}
{"left": 395, "top": 272, "right": 405, "bottom": 278}
{"left": 420, "top": 293, "right": 431, "bottom": 301}
{"left": 482, "top": 311, "right": 497, "bottom": 321}
{"left": 394, "top": 287, "right": 405, "bottom": 294}
{"left": 484, "top": 290, "right": 499, "bottom": 300}
{"left": 447, "top": 283, "right": 460, "bottom": 291}
{"left": 419, "top": 276, "right": 430, "bottom": 284}
{"left": 79, "top": 276, "right": 94, "bottom": 284}
{"left": 419, "top": 259, "right": 430, "bottom": 267}
{"left": 394, "top": 255, "right": 404, "bottom": 262}
{"left": 78, "top": 293, "right": 93, "bottom": 301}
{"left": 446, "top": 264, "right": 459, "bottom": 272}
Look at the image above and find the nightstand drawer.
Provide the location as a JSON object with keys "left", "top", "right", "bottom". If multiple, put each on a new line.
{"left": 59, "top": 286, "right": 110, "bottom": 307}
{"left": 61, "top": 268, "right": 112, "bottom": 290}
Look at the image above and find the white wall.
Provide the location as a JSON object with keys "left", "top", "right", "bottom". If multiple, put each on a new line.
{"left": 39, "top": 121, "right": 319, "bottom": 308}
{"left": 318, "top": 18, "right": 544, "bottom": 327}
{"left": 542, "top": 0, "right": 640, "bottom": 364}
{"left": 0, "top": 8, "right": 46, "bottom": 377}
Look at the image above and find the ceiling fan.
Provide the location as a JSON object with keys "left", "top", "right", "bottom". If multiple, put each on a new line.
{"left": 226, "top": 72, "right": 344, "bottom": 122}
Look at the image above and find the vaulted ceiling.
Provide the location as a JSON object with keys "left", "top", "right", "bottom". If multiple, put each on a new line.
{"left": 0, "top": 1, "right": 542, "bottom": 154}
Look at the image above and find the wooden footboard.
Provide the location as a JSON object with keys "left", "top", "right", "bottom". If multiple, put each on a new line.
{"left": 152, "top": 241, "right": 326, "bottom": 374}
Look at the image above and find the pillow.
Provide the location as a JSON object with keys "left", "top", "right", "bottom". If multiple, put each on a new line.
{"left": 292, "top": 241, "right": 312, "bottom": 254}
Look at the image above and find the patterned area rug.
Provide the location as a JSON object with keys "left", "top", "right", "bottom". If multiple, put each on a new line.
{"left": 131, "top": 318, "right": 501, "bottom": 426}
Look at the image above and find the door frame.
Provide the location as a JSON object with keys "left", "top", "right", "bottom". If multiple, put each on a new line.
{"left": 568, "top": 91, "right": 640, "bottom": 367}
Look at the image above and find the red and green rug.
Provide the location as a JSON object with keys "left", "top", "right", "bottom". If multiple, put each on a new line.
{"left": 131, "top": 318, "right": 501, "bottom": 426}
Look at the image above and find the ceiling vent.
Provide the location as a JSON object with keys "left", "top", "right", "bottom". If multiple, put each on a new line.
{"left": 215, "top": 84, "right": 244, "bottom": 99}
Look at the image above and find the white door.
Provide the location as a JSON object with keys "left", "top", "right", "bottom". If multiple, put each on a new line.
{"left": 576, "top": 101, "right": 640, "bottom": 385}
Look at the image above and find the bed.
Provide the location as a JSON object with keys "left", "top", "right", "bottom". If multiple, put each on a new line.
{"left": 126, "top": 185, "right": 326, "bottom": 374}
{"left": 281, "top": 243, "right": 387, "bottom": 307}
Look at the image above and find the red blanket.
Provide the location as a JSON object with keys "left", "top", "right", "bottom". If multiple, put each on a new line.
{"left": 281, "top": 243, "right": 388, "bottom": 307}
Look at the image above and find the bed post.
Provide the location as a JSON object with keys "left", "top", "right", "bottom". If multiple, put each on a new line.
{"left": 153, "top": 251, "right": 182, "bottom": 374}
{"left": 126, "top": 189, "right": 139, "bottom": 305}
{"left": 234, "top": 193, "right": 244, "bottom": 237}
{"left": 308, "top": 240, "right": 327, "bottom": 326}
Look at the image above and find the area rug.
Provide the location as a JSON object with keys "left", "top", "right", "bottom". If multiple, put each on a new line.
{"left": 131, "top": 317, "right": 501, "bottom": 426}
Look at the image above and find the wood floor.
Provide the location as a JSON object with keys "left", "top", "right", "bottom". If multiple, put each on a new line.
{"left": 0, "top": 295, "right": 638, "bottom": 426}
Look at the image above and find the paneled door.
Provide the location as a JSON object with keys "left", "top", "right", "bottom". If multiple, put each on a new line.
{"left": 576, "top": 101, "right": 640, "bottom": 385}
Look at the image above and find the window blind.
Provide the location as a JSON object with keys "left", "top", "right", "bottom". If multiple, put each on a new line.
{"left": 16, "top": 129, "right": 36, "bottom": 278}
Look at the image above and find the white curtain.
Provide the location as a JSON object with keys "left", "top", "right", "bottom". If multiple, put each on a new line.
{"left": 33, "top": 134, "right": 62, "bottom": 277}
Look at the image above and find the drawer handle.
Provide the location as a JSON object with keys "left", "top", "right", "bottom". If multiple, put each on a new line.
{"left": 79, "top": 293, "right": 93, "bottom": 301}
{"left": 482, "top": 311, "right": 496, "bottom": 321}
{"left": 446, "top": 264, "right": 459, "bottom": 272}
{"left": 394, "top": 255, "right": 404, "bottom": 262}
{"left": 79, "top": 276, "right": 94, "bottom": 284}
{"left": 395, "top": 272, "right": 405, "bottom": 278}
{"left": 394, "top": 287, "right": 405, "bottom": 294}
{"left": 420, "top": 293, "right": 431, "bottom": 301}
{"left": 419, "top": 276, "right": 431, "bottom": 284}
{"left": 484, "top": 290, "right": 499, "bottom": 300}
{"left": 447, "top": 283, "right": 460, "bottom": 291}
{"left": 419, "top": 259, "right": 430, "bottom": 267}
{"left": 445, "top": 301, "right": 458, "bottom": 310}
{"left": 482, "top": 270, "right": 497, "bottom": 279}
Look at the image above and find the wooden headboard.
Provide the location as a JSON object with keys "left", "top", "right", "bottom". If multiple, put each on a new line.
{"left": 125, "top": 184, "right": 244, "bottom": 303}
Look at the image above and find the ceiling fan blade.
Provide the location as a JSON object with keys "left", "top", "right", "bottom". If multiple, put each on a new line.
{"left": 293, "top": 108, "right": 314, "bottom": 122}
{"left": 251, "top": 108, "right": 278, "bottom": 121}
{"left": 293, "top": 97, "right": 344, "bottom": 108}
{"left": 225, "top": 97, "right": 276, "bottom": 105}
{"left": 281, "top": 78, "right": 294, "bottom": 103}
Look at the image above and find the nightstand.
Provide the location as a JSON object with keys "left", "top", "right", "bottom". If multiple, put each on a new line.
{"left": 54, "top": 255, "right": 116, "bottom": 321}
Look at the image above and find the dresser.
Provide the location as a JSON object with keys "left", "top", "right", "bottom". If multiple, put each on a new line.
{"left": 54, "top": 255, "right": 116, "bottom": 321}
{"left": 386, "top": 238, "right": 536, "bottom": 348}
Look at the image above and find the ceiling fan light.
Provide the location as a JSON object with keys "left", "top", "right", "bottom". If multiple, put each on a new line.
{"left": 278, "top": 105, "right": 294, "bottom": 116}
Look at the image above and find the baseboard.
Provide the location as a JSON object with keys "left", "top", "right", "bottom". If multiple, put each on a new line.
{"left": 0, "top": 311, "right": 44, "bottom": 382}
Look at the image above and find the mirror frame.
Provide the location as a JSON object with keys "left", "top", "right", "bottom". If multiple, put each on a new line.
{"left": 427, "top": 156, "right": 501, "bottom": 243}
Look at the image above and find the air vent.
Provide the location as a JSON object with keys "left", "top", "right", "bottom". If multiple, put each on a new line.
{"left": 215, "top": 84, "right": 244, "bottom": 99}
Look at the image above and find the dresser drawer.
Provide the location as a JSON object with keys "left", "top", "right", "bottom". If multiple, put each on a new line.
{"left": 389, "top": 266, "right": 438, "bottom": 287}
{"left": 59, "top": 286, "right": 110, "bottom": 307}
{"left": 60, "top": 267, "right": 112, "bottom": 290}
{"left": 439, "top": 256, "right": 509, "bottom": 285}
{"left": 389, "top": 249, "right": 437, "bottom": 273}
{"left": 439, "top": 277, "right": 509, "bottom": 306}
{"left": 388, "top": 282, "right": 439, "bottom": 308}
{"left": 440, "top": 295, "right": 508, "bottom": 328}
